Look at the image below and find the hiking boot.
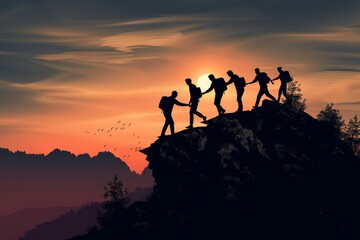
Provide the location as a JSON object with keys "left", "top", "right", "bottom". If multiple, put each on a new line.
{"left": 201, "top": 116, "right": 207, "bottom": 123}
{"left": 185, "top": 125, "right": 193, "bottom": 129}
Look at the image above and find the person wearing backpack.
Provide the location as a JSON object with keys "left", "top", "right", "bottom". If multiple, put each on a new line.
{"left": 185, "top": 78, "right": 207, "bottom": 129}
{"left": 246, "top": 68, "right": 277, "bottom": 108}
{"left": 158, "top": 91, "right": 189, "bottom": 137}
{"left": 272, "top": 66, "right": 292, "bottom": 102}
{"left": 202, "top": 74, "right": 227, "bottom": 116}
{"left": 226, "top": 70, "right": 246, "bottom": 112}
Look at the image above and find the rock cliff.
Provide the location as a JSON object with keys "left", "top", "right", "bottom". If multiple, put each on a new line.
{"left": 72, "top": 100, "right": 360, "bottom": 240}
{"left": 142, "top": 100, "right": 359, "bottom": 239}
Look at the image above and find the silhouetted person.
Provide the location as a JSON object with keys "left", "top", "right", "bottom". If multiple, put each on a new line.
{"left": 226, "top": 70, "right": 246, "bottom": 112}
{"left": 159, "top": 91, "right": 189, "bottom": 137}
{"left": 272, "top": 66, "right": 291, "bottom": 102}
{"left": 247, "top": 68, "right": 277, "bottom": 108}
{"left": 202, "top": 74, "right": 227, "bottom": 116}
{"left": 185, "top": 78, "right": 206, "bottom": 129}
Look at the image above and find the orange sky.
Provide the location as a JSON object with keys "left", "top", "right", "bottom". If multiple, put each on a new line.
{"left": 0, "top": 2, "right": 359, "bottom": 173}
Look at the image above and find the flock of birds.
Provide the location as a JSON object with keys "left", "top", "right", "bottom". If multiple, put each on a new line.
{"left": 84, "top": 120, "right": 142, "bottom": 159}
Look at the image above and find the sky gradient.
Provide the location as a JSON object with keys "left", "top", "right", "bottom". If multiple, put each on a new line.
{"left": 0, "top": 0, "right": 359, "bottom": 173}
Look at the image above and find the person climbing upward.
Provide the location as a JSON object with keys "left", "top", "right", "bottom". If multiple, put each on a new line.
{"left": 246, "top": 68, "right": 277, "bottom": 108}
{"left": 185, "top": 78, "right": 206, "bottom": 129}
{"left": 226, "top": 70, "right": 246, "bottom": 112}
{"left": 158, "top": 91, "right": 189, "bottom": 137}
{"left": 272, "top": 66, "right": 292, "bottom": 103}
{"left": 202, "top": 74, "right": 227, "bottom": 116}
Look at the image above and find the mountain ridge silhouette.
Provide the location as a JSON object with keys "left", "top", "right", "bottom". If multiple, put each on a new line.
{"left": 0, "top": 147, "right": 154, "bottom": 216}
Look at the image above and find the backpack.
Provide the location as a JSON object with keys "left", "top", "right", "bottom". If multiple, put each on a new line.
{"left": 239, "top": 77, "right": 246, "bottom": 88}
{"left": 282, "top": 71, "right": 292, "bottom": 83}
{"left": 263, "top": 73, "right": 270, "bottom": 84}
{"left": 195, "top": 87, "right": 202, "bottom": 98}
{"left": 218, "top": 77, "right": 227, "bottom": 92}
{"left": 259, "top": 72, "right": 270, "bottom": 84}
{"left": 158, "top": 96, "right": 170, "bottom": 111}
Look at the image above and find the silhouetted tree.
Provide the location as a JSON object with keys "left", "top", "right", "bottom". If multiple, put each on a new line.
{"left": 317, "top": 103, "right": 345, "bottom": 138}
{"left": 282, "top": 80, "right": 307, "bottom": 111}
{"left": 343, "top": 115, "right": 360, "bottom": 156}
{"left": 97, "top": 175, "right": 129, "bottom": 227}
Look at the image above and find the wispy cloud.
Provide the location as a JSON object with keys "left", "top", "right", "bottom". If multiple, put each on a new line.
{"left": 100, "top": 30, "right": 183, "bottom": 52}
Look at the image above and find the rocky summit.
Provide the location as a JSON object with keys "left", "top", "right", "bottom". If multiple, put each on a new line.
{"left": 142, "top": 100, "right": 359, "bottom": 240}
{"left": 71, "top": 100, "right": 359, "bottom": 240}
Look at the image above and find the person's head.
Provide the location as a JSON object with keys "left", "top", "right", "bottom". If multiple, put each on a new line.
{"left": 171, "top": 90, "right": 178, "bottom": 98}
{"left": 277, "top": 66, "right": 282, "bottom": 72}
{"left": 185, "top": 78, "right": 192, "bottom": 85}
{"left": 227, "top": 70, "right": 233, "bottom": 77}
{"left": 208, "top": 74, "right": 215, "bottom": 81}
{"left": 255, "top": 68, "right": 260, "bottom": 74}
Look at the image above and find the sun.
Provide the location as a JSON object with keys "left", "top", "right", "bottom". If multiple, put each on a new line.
{"left": 197, "top": 73, "right": 212, "bottom": 92}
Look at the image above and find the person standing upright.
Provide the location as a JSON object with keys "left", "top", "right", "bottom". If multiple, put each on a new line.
{"left": 272, "top": 66, "right": 292, "bottom": 102}
{"left": 185, "top": 78, "right": 206, "bottom": 129}
{"left": 226, "top": 70, "right": 246, "bottom": 112}
{"left": 202, "top": 74, "right": 227, "bottom": 116}
{"left": 246, "top": 68, "right": 277, "bottom": 108}
{"left": 158, "top": 91, "right": 189, "bottom": 137}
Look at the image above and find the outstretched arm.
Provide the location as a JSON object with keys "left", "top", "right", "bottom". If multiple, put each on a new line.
{"left": 226, "top": 78, "right": 234, "bottom": 85}
{"left": 272, "top": 74, "right": 281, "bottom": 81}
{"left": 174, "top": 99, "right": 189, "bottom": 107}
{"left": 202, "top": 84, "right": 214, "bottom": 95}
{"left": 246, "top": 76, "right": 257, "bottom": 85}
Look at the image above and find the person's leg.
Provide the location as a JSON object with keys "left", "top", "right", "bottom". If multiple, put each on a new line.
{"left": 214, "top": 94, "right": 222, "bottom": 115}
{"left": 219, "top": 93, "right": 225, "bottom": 113}
{"left": 192, "top": 101, "right": 205, "bottom": 120}
{"left": 161, "top": 113, "right": 169, "bottom": 136}
{"left": 277, "top": 86, "right": 282, "bottom": 102}
{"left": 169, "top": 116, "right": 175, "bottom": 135}
{"left": 194, "top": 110, "right": 205, "bottom": 119}
{"left": 264, "top": 88, "right": 277, "bottom": 102}
{"left": 255, "top": 90, "right": 264, "bottom": 108}
{"left": 237, "top": 89, "right": 244, "bottom": 112}
{"left": 281, "top": 84, "right": 290, "bottom": 101}
{"left": 189, "top": 109, "right": 194, "bottom": 127}
{"left": 194, "top": 100, "right": 206, "bottom": 122}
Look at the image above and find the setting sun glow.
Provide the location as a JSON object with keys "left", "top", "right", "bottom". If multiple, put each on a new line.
{"left": 197, "top": 73, "right": 212, "bottom": 92}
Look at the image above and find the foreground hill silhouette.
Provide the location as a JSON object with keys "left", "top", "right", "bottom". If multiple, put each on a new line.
{"left": 71, "top": 100, "right": 359, "bottom": 240}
